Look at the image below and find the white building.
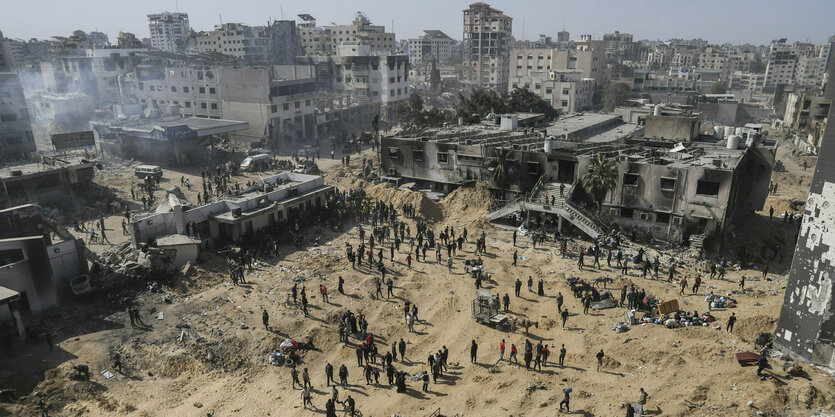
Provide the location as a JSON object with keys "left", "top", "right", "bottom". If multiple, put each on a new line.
{"left": 407, "top": 30, "right": 457, "bottom": 65}
{"left": 148, "top": 12, "right": 190, "bottom": 52}
{"left": 196, "top": 23, "right": 271, "bottom": 64}
{"left": 195, "top": 21, "right": 303, "bottom": 65}
{"left": 509, "top": 69, "right": 594, "bottom": 113}
{"left": 297, "top": 12, "right": 395, "bottom": 56}
{"left": 510, "top": 43, "right": 605, "bottom": 88}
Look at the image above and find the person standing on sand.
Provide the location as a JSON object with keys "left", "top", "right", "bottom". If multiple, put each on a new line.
{"left": 679, "top": 276, "right": 688, "bottom": 295}
{"left": 499, "top": 339, "right": 506, "bottom": 361}
{"left": 339, "top": 364, "right": 349, "bottom": 387}
{"left": 325, "top": 363, "right": 334, "bottom": 386}
{"left": 291, "top": 366, "right": 301, "bottom": 389}
{"left": 559, "top": 344, "right": 566, "bottom": 367}
{"left": 557, "top": 292, "right": 564, "bottom": 312}
{"left": 596, "top": 349, "right": 605, "bottom": 372}
{"left": 515, "top": 278, "right": 522, "bottom": 297}
{"left": 262, "top": 309, "right": 269, "bottom": 330}
{"left": 727, "top": 312, "right": 737, "bottom": 333}
{"left": 527, "top": 276, "right": 533, "bottom": 292}
{"left": 471, "top": 340, "right": 478, "bottom": 363}
{"left": 561, "top": 308, "right": 569, "bottom": 329}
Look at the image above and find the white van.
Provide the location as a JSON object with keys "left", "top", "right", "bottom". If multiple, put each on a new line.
{"left": 240, "top": 154, "right": 271, "bottom": 171}
{"left": 135, "top": 165, "right": 163, "bottom": 179}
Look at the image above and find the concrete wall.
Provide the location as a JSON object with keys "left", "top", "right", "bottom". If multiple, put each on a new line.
{"left": 47, "top": 238, "right": 86, "bottom": 300}
{"left": 644, "top": 115, "right": 699, "bottom": 141}
{"left": 774, "top": 69, "right": 835, "bottom": 368}
{"left": 0, "top": 236, "right": 56, "bottom": 314}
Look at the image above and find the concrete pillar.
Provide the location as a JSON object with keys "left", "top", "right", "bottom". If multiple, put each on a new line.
{"left": 171, "top": 196, "right": 186, "bottom": 235}
{"left": 10, "top": 302, "right": 25, "bottom": 340}
{"left": 558, "top": 215, "right": 563, "bottom": 233}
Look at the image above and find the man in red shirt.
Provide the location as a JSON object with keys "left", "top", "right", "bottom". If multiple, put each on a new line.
{"left": 509, "top": 344, "right": 519, "bottom": 364}
{"left": 692, "top": 274, "right": 702, "bottom": 294}
{"left": 499, "top": 339, "right": 505, "bottom": 361}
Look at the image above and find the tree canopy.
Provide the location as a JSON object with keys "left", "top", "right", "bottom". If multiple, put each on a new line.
{"left": 602, "top": 82, "right": 632, "bottom": 112}
{"left": 710, "top": 81, "right": 727, "bottom": 94}
{"left": 581, "top": 154, "right": 618, "bottom": 212}
{"left": 455, "top": 87, "right": 560, "bottom": 124}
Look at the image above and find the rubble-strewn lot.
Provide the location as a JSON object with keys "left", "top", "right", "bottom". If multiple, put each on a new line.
{"left": 1, "top": 140, "right": 833, "bottom": 417}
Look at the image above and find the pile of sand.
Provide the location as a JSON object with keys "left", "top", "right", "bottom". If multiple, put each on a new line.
{"left": 329, "top": 175, "right": 443, "bottom": 222}
{"left": 366, "top": 182, "right": 443, "bottom": 221}
{"left": 440, "top": 181, "right": 493, "bottom": 228}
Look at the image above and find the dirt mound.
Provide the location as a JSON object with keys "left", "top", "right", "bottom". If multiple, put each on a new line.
{"left": 441, "top": 182, "right": 492, "bottom": 224}
{"left": 734, "top": 314, "right": 777, "bottom": 342}
{"left": 368, "top": 183, "right": 443, "bottom": 221}
{"left": 158, "top": 352, "right": 205, "bottom": 378}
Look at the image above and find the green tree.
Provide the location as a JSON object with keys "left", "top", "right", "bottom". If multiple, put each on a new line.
{"left": 581, "top": 154, "right": 618, "bottom": 212}
{"left": 602, "top": 83, "right": 632, "bottom": 112}
{"left": 488, "top": 147, "right": 517, "bottom": 191}
{"left": 397, "top": 92, "right": 425, "bottom": 126}
{"left": 507, "top": 88, "right": 560, "bottom": 121}
{"left": 710, "top": 81, "right": 727, "bottom": 94}
{"left": 455, "top": 88, "right": 507, "bottom": 123}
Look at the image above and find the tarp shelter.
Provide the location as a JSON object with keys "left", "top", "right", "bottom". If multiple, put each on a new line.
{"left": 0, "top": 286, "right": 25, "bottom": 340}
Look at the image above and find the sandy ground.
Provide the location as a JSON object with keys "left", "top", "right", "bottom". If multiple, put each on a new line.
{"left": 1, "top": 134, "right": 833, "bottom": 417}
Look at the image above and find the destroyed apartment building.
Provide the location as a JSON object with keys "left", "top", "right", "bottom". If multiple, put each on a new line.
{"left": 130, "top": 172, "right": 333, "bottom": 252}
{"left": 380, "top": 112, "right": 775, "bottom": 243}
{"left": 773, "top": 68, "right": 835, "bottom": 369}
{"left": 0, "top": 152, "right": 97, "bottom": 209}
{"left": 0, "top": 204, "right": 90, "bottom": 339}
{"left": 91, "top": 116, "right": 249, "bottom": 165}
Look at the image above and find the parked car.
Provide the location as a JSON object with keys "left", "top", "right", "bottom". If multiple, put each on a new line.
{"left": 240, "top": 154, "right": 271, "bottom": 171}
{"left": 135, "top": 165, "right": 163, "bottom": 180}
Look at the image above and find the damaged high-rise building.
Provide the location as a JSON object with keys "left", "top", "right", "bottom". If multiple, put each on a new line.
{"left": 774, "top": 66, "right": 835, "bottom": 368}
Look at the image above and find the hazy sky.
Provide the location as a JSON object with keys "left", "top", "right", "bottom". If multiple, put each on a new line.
{"left": 1, "top": 0, "right": 833, "bottom": 46}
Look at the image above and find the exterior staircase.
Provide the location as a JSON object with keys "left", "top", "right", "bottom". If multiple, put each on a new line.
{"left": 485, "top": 181, "right": 607, "bottom": 240}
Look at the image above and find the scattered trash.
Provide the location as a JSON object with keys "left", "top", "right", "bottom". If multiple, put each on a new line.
{"left": 611, "top": 322, "right": 629, "bottom": 333}
{"left": 527, "top": 381, "right": 547, "bottom": 391}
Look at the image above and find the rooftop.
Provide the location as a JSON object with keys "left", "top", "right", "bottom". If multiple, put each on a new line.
{"left": 0, "top": 155, "right": 94, "bottom": 179}
{"left": 93, "top": 117, "right": 249, "bottom": 137}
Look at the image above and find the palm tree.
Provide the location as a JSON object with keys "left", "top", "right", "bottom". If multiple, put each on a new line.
{"left": 488, "top": 147, "right": 517, "bottom": 191}
{"left": 581, "top": 154, "right": 618, "bottom": 212}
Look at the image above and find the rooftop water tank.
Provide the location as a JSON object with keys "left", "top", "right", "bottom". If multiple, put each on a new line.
{"left": 727, "top": 135, "right": 741, "bottom": 149}
{"left": 734, "top": 127, "right": 743, "bottom": 136}
{"left": 724, "top": 126, "right": 734, "bottom": 138}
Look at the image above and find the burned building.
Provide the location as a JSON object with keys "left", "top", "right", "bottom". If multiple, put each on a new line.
{"left": 91, "top": 116, "right": 249, "bottom": 165}
{"left": 131, "top": 172, "right": 333, "bottom": 246}
{"left": 773, "top": 68, "right": 835, "bottom": 368}
{"left": 380, "top": 112, "right": 774, "bottom": 243}
{"left": 0, "top": 155, "right": 97, "bottom": 209}
{"left": 0, "top": 204, "right": 89, "bottom": 339}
